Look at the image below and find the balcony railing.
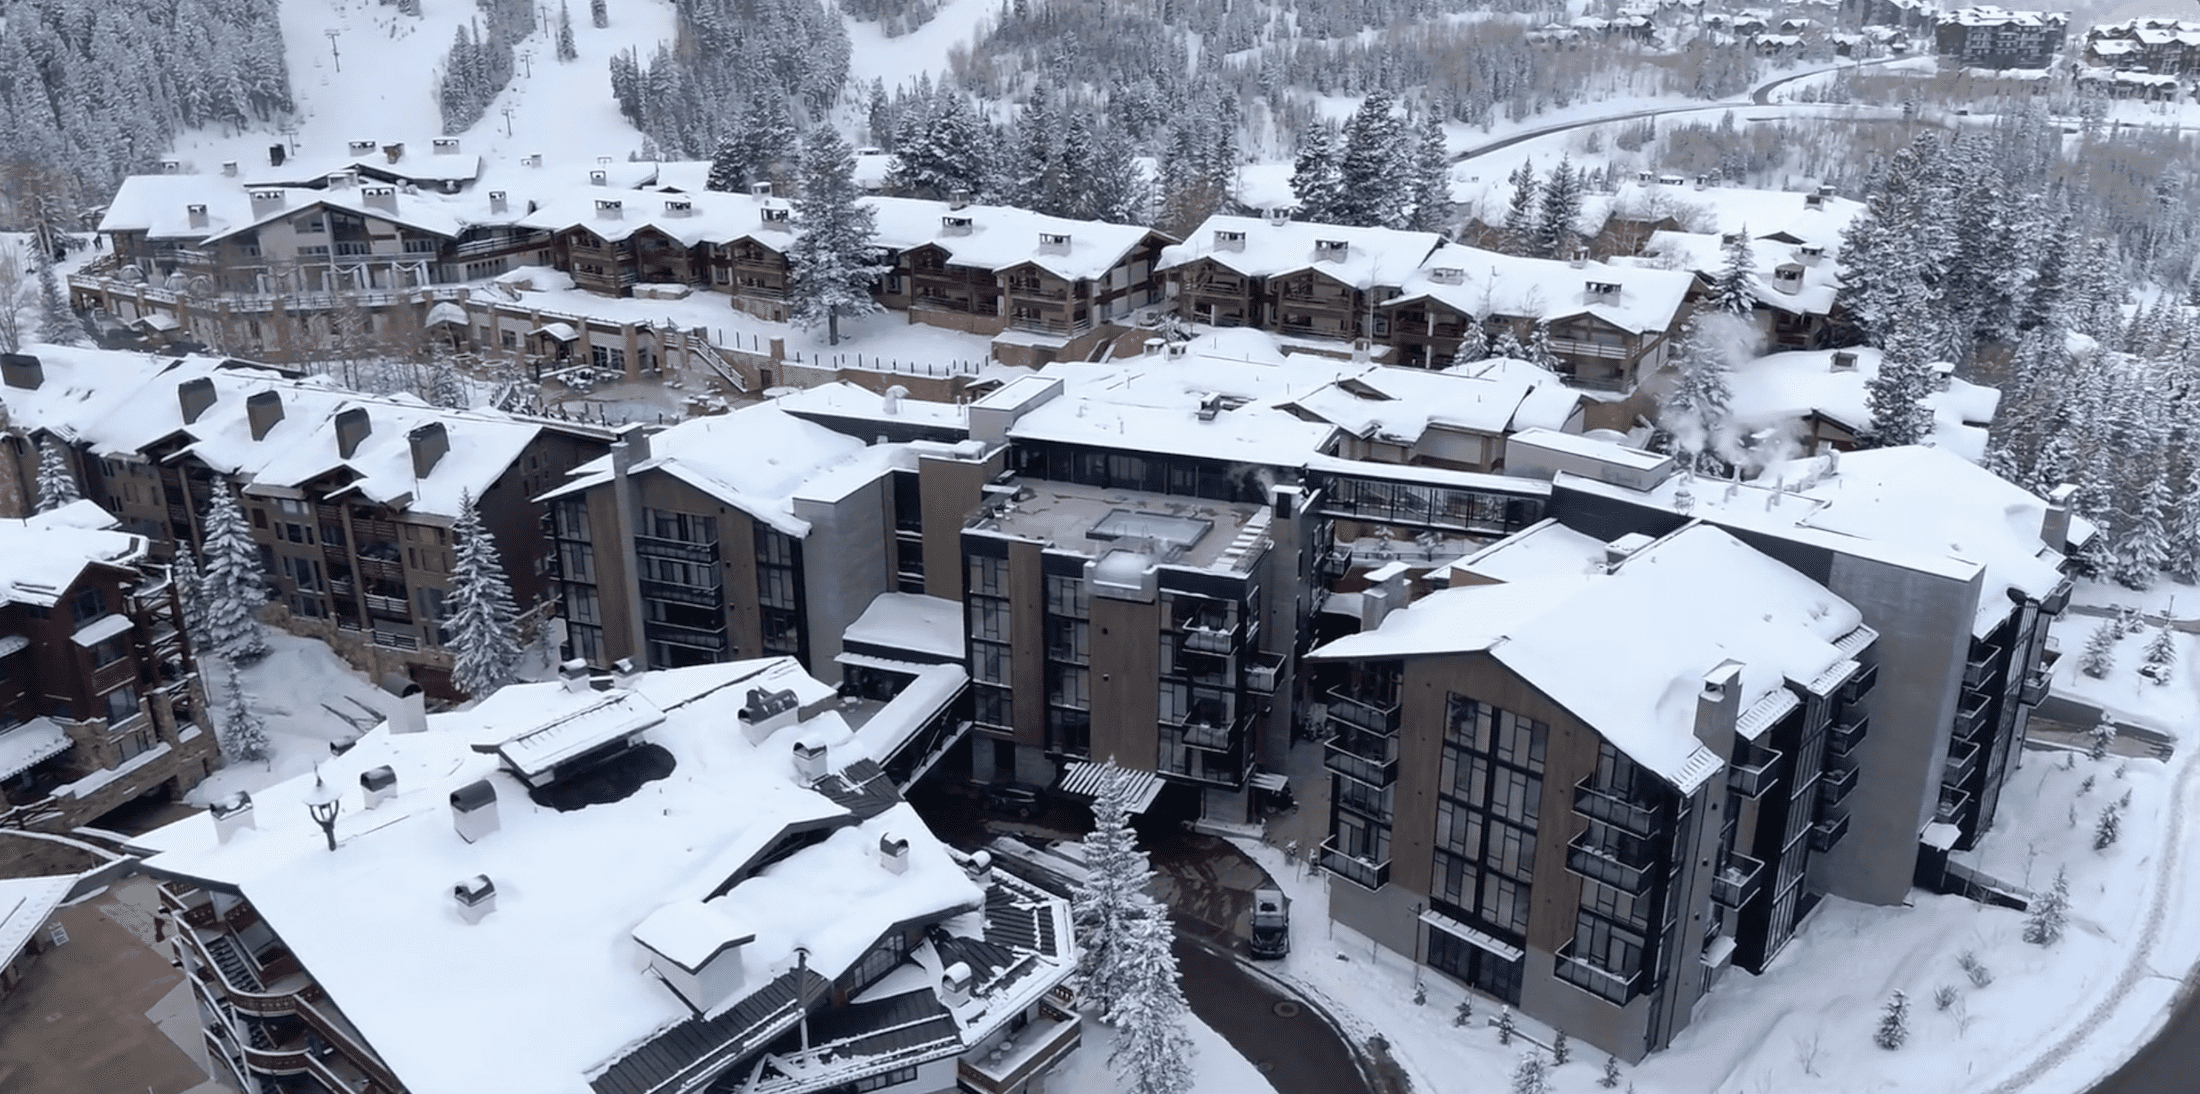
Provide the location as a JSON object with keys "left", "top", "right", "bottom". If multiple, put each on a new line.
{"left": 362, "top": 593, "right": 410, "bottom": 620}
{"left": 1244, "top": 652, "right": 1284, "bottom": 695}
{"left": 639, "top": 579, "right": 722, "bottom": 607}
{"left": 1935, "top": 787, "right": 1973, "bottom": 827}
{"left": 1572, "top": 780, "right": 1660, "bottom": 839}
{"left": 1838, "top": 662, "right": 1879, "bottom": 704}
{"left": 1819, "top": 762, "right": 1858, "bottom": 809}
{"left": 1943, "top": 738, "right": 1980, "bottom": 788}
{"left": 1565, "top": 831, "right": 1654, "bottom": 894}
{"left": 1954, "top": 691, "right": 1992, "bottom": 741}
{"left": 634, "top": 534, "right": 719, "bottom": 563}
{"left": 2020, "top": 669, "right": 2050, "bottom": 706}
{"left": 645, "top": 621, "right": 729, "bottom": 651}
{"left": 1325, "top": 686, "right": 1400, "bottom": 735}
{"left": 1727, "top": 747, "right": 1782, "bottom": 799}
{"left": 958, "top": 1004, "right": 1083, "bottom": 1094}
{"left": 1317, "top": 545, "right": 1354, "bottom": 581}
{"left": 1827, "top": 709, "right": 1869, "bottom": 758}
{"left": 1710, "top": 851, "right": 1766, "bottom": 908}
{"left": 1963, "top": 644, "right": 2004, "bottom": 690}
{"left": 1317, "top": 835, "right": 1390, "bottom": 891}
{"left": 1555, "top": 940, "right": 1642, "bottom": 1004}
{"left": 1324, "top": 735, "right": 1399, "bottom": 787}
{"left": 1810, "top": 810, "right": 1851, "bottom": 851}
{"left": 1180, "top": 624, "right": 1236, "bottom": 655}
{"left": 165, "top": 908, "right": 401, "bottom": 1091}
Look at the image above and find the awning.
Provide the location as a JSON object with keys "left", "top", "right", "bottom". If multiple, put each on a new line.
{"left": 71, "top": 614, "right": 135, "bottom": 648}
{"left": 425, "top": 301, "right": 469, "bottom": 327}
{"left": 1418, "top": 908, "right": 1525, "bottom": 963}
{"left": 1056, "top": 761, "right": 1164, "bottom": 815}
{"left": 132, "top": 313, "right": 181, "bottom": 332}
{"left": 1249, "top": 770, "right": 1289, "bottom": 793}
{"left": 0, "top": 635, "right": 26, "bottom": 658}
{"left": 833, "top": 650, "right": 933, "bottom": 676}
{"left": 530, "top": 322, "right": 579, "bottom": 342}
{"left": 0, "top": 719, "right": 72, "bottom": 780}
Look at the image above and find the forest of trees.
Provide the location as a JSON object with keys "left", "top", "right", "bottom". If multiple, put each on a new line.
{"left": 436, "top": 0, "right": 538, "bottom": 135}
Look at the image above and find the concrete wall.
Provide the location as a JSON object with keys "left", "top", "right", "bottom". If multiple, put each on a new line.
{"left": 1089, "top": 592, "right": 1160, "bottom": 771}
{"left": 792, "top": 474, "right": 895, "bottom": 687}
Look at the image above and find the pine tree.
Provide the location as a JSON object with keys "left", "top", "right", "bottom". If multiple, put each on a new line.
{"left": 556, "top": 1, "right": 577, "bottom": 62}
{"left": 1288, "top": 122, "right": 1345, "bottom": 224}
{"left": 35, "top": 256, "right": 79, "bottom": 345}
{"left": 1491, "top": 328, "right": 1527, "bottom": 363}
{"left": 170, "top": 550, "right": 210, "bottom": 654}
{"left": 1533, "top": 156, "right": 1584, "bottom": 259}
{"left": 1496, "top": 1005, "right": 1515, "bottom": 1045}
{"left": 2094, "top": 802, "right": 2120, "bottom": 851}
{"left": 1874, "top": 990, "right": 1909, "bottom": 1049}
{"left": 219, "top": 662, "right": 268, "bottom": 766}
{"left": 1525, "top": 319, "right": 1559, "bottom": 372}
{"left": 1336, "top": 90, "right": 1408, "bottom": 228}
{"left": 1454, "top": 998, "right": 1474, "bottom": 1027}
{"left": 1551, "top": 1030, "right": 1570, "bottom": 1066}
{"left": 1451, "top": 319, "right": 1490, "bottom": 366}
{"left": 34, "top": 439, "right": 81, "bottom": 512}
{"left": 447, "top": 492, "right": 523, "bottom": 700}
{"left": 2024, "top": 866, "right": 2069, "bottom": 945}
{"left": 2112, "top": 467, "right": 2171, "bottom": 590}
{"left": 2079, "top": 618, "right": 2118, "bottom": 679}
{"left": 706, "top": 135, "right": 747, "bottom": 193}
{"left": 2145, "top": 624, "right": 2176, "bottom": 685}
{"left": 1075, "top": 762, "right": 1160, "bottom": 1016}
{"left": 590, "top": 0, "right": 607, "bottom": 28}
{"left": 1511, "top": 1051, "right": 1549, "bottom": 1094}
{"left": 1709, "top": 228, "right": 1757, "bottom": 316}
{"left": 1106, "top": 911, "right": 1196, "bottom": 1094}
{"left": 1658, "top": 316, "right": 1735, "bottom": 472}
{"left": 199, "top": 487, "right": 269, "bottom": 664}
{"left": 1501, "top": 164, "right": 1538, "bottom": 256}
{"left": 2090, "top": 711, "right": 2118, "bottom": 761}
{"left": 786, "top": 124, "right": 888, "bottom": 347}
{"left": 1864, "top": 326, "right": 1934, "bottom": 447}
{"left": 1601, "top": 1056, "right": 1622, "bottom": 1088}
{"left": 1406, "top": 109, "right": 1453, "bottom": 234}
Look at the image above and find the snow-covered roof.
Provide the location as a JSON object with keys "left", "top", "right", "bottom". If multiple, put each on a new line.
{"left": 1604, "top": 182, "right": 1864, "bottom": 250}
{"left": 522, "top": 187, "right": 783, "bottom": 248}
{"left": 135, "top": 658, "right": 1007, "bottom": 1094}
{"left": 1941, "top": 6, "right": 2064, "bottom": 28}
{"left": 199, "top": 185, "right": 472, "bottom": 244}
{"left": 1312, "top": 522, "right": 1863, "bottom": 790}
{"left": 0, "top": 718, "right": 74, "bottom": 780}
{"left": 867, "top": 197, "right": 1167, "bottom": 282}
{"left": 542, "top": 404, "right": 908, "bottom": 537}
{"left": 843, "top": 593, "right": 966, "bottom": 663}
{"left": 1158, "top": 215, "right": 1445, "bottom": 290}
{"left": 770, "top": 381, "right": 971, "bottom": 434}
{"left": 1285, "top": 363, "right": 1569, "bottom": 443}
{"left": 0, "top": 501, "right": 146, "bottom": 608}
{"left": 1724, "top": 347, "right": 2000, "bottom": 462}
{"left": 1383, "top": 245, "right": 1696, "bottom": 336}
{"left": 0, "top": 874, "right": 71, "bottom": 972}
{"left": 240, "top": 394, "right": 543, "bottom": 519}
{"left": 247, "top": 143, "right": 486, "bottom": 189}
{"left": 1638, "top": 230, "right": 1842, "bottom": 317}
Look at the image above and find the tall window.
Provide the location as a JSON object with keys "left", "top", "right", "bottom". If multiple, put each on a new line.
{"left": 755, "top": 526, "right": 802, "bottom": 658}
{"left": 1044, "top": 574, "right": 1090, "bottom": 757}
{"left": 968, "top": 554, "right": 1012, "bottom": 732}
{"left": 1436, "top": 696, "right": 1544, "bottom": 936}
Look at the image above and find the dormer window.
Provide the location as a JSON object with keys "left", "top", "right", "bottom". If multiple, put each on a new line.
{"left": 1215, "top": 229, "right": 1246, "bottom": 245}
{"left": 1429, "top": 267, "right": 1465, "bottom": 285}
{"left": 1804, "top": 193, "right": 1825, "bottom": 209}
{"left": 1314, "top": 240, "right": 1349, "bottom": 261}
{"left": 762, "top": 206, "right": 791, "bottom": 222}
{"left": 1585, "top": 280, "right": 1622, "bottom": 297}
{"left": 943, "top": 215, "right": 973, "bottom": 230}
{"left": 1039, "top": 232, "right": 1070, "bottom": 247}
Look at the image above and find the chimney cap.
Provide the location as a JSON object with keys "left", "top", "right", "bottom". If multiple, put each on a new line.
{"left": 450, "top": 779, "right": 497, "bottom": 813}
{"left": 360, "top": 765, "right": 397, "bottom": 791}
{"left": 454, "top": 874, "right": 495, "bottom": 904}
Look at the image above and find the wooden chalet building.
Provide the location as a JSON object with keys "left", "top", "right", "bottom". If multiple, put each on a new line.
{"left": 1158, "top": 215, "right": 1444, "bottom": 343}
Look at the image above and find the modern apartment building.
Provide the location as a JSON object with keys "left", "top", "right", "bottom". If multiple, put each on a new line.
{"left": 0, "top": 500, "right": 217, "bottom": 832}
{"left": 133, "top": 657, "right": 1079, "bottom": 1094}
{"left": 1935, "top": 6, "right": 2070, "bottom": 68}
{"left": 1306, "top": 521, "right": 1878, "bottom": 1060}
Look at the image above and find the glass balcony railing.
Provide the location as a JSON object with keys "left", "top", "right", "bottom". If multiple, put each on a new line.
{"left": 1710, "top": 852, "right": 1765, "bottom": 908}
{"left": 1555, "top": 940, "right": 1641, "bottom": 1004}
{"left": 1325, "top": 686, "right": 1400, "bottom": 735}
{"left": 1827, "top": 709, "right": 1869, "bottom": 758}
{"left": 1963, "top": 644, "right": 2004, "bottom": 690}
{"left": 1810, "top": 810, "right": 1850, "bottom": 851}
{"left": 1324, "top": 736, "right": 1399, "bottom": 787}
{"left": 1953, "top": 691, "right": 1992, "bottom": 740}
{"left": 1317, "top": 835, "right": 1390, "bottom": 891}
{"left": 1572, "top": 780, "right": 1659, "bottom": 839}
{"left": 1728, "top": 747, "right": 1782, "bottom": 799}
{"left": 1943, "top": 738, "right": 1980, "bottom": 788}
{"left": 1565, "top": 831, "right": 1654, "bottom": 894}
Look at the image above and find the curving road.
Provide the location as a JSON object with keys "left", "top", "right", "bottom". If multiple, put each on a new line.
{"left": 1450, "top": 55, "right": 1914, "bottom": 164}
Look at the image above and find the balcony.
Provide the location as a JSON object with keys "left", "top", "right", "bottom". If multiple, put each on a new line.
{"left": 1809, "top": 810, "right": 1851, "bottom": 851}
{"left": 2020, "top": 669, "right": 2050, "bottom": 706}
{"left": 1727, "top": 746, "right": 1782, "bottom": 799}
{"left": 1243, "top": 652, "right": 1284, "bottom": 695}
{"left": 645, "top": 620, "right": 728, "bottom": 651}
{"left": 362, "top": 593, "right": 410, "bottom": 621}
{"left": 1827, "top": 708, "right": 1869, "bottom": 758}
{"left": 639, "top": 579, "right": 722, "bottom": 608}
{"left": 1963, "top": 644, "right": 2004, "bottom": 690}
{"left": 1317, "top": 545, "right": 1353, "bottom": 581}
{"left": 1555, "top": 940, "right": 1642, "bottom": 1005}
{"left": 959, "top": 993, "right": 1083, "bottom": 1094}
{"left": 1935, "top": 787, "right": 1973, "bottom": 827}
{"left": 1572, "top": 780, "right": 1660, "bottom": 839}
{"left": 1838, "top": 662, "right": 1879, "bottom": 704}
{"left": 1819, "top": 761, "right": 1857, "bottom": 809}
{"left": 1953, "top": 691, "right": 1993, "bottom": 741}
{"left": 1325, "top": 686, "right": 1400, "bottom": 735}
{"left": 1180, "top": 623, "right": 1236, "bottom": 655}
{"left": 2041, "top": 577, "right": 2073, "bottom": 615}
{"left": 1711, "top": 852, "right": 1766, "bottom": 909}
{"left": 635, "top": 534, "right": 719, "bottom": 563}
{"left": 1565, "top": 830, "right": 1655, "bottom": 894}
{"left": 1324, "top": 734, "right": 1399, "bottom": 788}
{"left": 1317, "top": 835, "right": 1390, "bottom": 891}
{"left": 1943, "top": 738, "right": 1980, "bottom": 788}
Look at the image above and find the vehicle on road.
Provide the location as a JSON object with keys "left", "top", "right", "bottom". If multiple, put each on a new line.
{"left": 982, "top": 782, "right": 1049, "bottom": 820}
{"left": 1251, "top": 888, "right": 1290, "bottom": 959}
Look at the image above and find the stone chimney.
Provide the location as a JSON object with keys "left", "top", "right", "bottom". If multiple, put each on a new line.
{"left": 791, "top": 740, "right": 828, "bottom": 783}
{"left": 1, "top": 354, "right": 44, "bottom": 390}
{"left": 560, "top": 657, "right": 593, "bottom": 693}
{"left": 1313, "top": 239, "right": 1349, "bottom": 263}
{"left": 383, "top": 142, "right": 406, "bottom": 164}
{"left": 362, "top": 185, "right": 399, "bottom": 214}
{"left": 1264, "top": 206, "right": 1288, "bottom": 226}
{"left": 1693, "top": 661, "right": 1743, "bottom": 752}
{"left": 249, "top": 190, "right": 286, "bottom": 219}
{"left": 948, "top": 190, "right": 970, "bottom": 210}
{"left": 1214, "top": 228, "right": 1247, "bottom": 252}
{"left": 2042, "top": 483, "right": 2077, "bottom": 552}
{"left": 879, "top": 834, "right": 910, "bottom": 874}
{"left": 221, "top": 161, "right": 238, "bottom": 177}
{"left": 489, "top": 190, "right": 509, "bottom": 214}
{"left": 334, "top": 407, "right": 372, "bottom": 459}
{"left": 1038, "top": 232, "right": 1071, "bottom": 255}
{"left": 664, "top": 198, "right": 693, "bottom": 218}
{"left": 246, "top": 390, "right": 284, "bottom": 440}
{"left": 589, "top": 170, "right": 608, "bottom": 186}
{"left": 178, "top": 377, "right": 217, "bottom": 424}
{"left": 453, "top": 875, "right": 496, "bottom": 925}
{"left": 1570, "top": 245, "right": 1590, "bottom": 269}
{"left": 408, "top": 421, "right": 449, "bottom": 478}
{"left": 751, "top": 182, "right": 773, "bottom": 198}
{"left": 612, "top": 656, "right": 641, "bottom": 689}
{"left": 738, "top": 687, "right": 803, "bottom": 744}
{"left": 941, "top": 214, "right": 973, "bottom": 237}
{"left": 360, "top": 765, "right": 398, "bottom": 809}
{"left": 211, "top": 791, "right": 255, "bottom": 844}
{"left": 186, "top": 204, "right": 210, "bottom": 230}
{"left": 450, "top": 779, "right": 499, "bottom": 844}
{"left": 381, "top": 674, "right": 427, "bottom": 734}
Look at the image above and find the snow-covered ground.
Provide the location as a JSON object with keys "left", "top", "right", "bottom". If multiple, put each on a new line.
{"left": 1049, "top": 1009, "right": 1279, "bottom": 1094}
{"left": 1230, "top": 690, "right": 2199, "bottom": 1094}
{"left": 2048, "top": 578, "right": 2197, "bottom": 734}
{"left": 186, "top": 630, "right": 410, "bottom": 806}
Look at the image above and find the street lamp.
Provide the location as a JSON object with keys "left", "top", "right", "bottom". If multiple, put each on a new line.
{"left": 304, "top": 767, "right": 341, "bottom": 852}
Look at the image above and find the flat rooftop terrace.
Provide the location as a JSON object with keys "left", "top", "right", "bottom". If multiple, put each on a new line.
{"left": 967, "top": 478, "right": 1271, "bottom": 574}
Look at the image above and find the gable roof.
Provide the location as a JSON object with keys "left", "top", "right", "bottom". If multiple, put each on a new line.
{"left": 1158, "top": 215, "right": 1445, "bottom": 289}
{"left": 1384, "top": 244, "right": 1695, "bottom": 335}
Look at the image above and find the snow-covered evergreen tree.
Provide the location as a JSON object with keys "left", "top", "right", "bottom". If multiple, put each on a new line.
{"left": 1075, "top": 762, "right": 1159, "bottom": 1016}
{"left": 219, "top": 662, "right": 268, "bottom": 766}
{"left": 199, "top": 487, "right": 269, "bottom": 663}
{"left": 2023, "top": 866, "right": 2069, "bottom": 945}
{"left": 34, "top": 439, "right": 81, "bottom": 512}
{"left": 2144, "top": 624, "right": 2176, "bottom": 685}
{"left": 170, "top": 550, "right": 210, "bottom": 654}
{"left": 1533, "top": 156, "right": 1583, "bottom": 259}
{"left": 1864, "top": 326, "right": 1934, "bottom": 447}
{"left": 0, "top": 242, "right": 28, "bottom": 355}
{"left": 2089, "top": 711, "right": 2118, "bottom": 761}
{"left": 1551, "top": 1030, "right": 1570, "bottom": 1067}
{"left": 35, "top": 256, "right": 80, "bottom": 345}
{"left": 2093, "top": 802, "right": 2120, "bottom": 851}
{"left": 886, "top": 93, "right": 990, "bottom": 201}
{"left": 2079, "top": 619, "right": 2118, "bottom": 679}
{"left": 1336, "top": 90, "right": 1408, "bottom": 229}
{"left": 1406, "top": 109, "right": 1453, "bottom": 234}
{"left": 1496, "top": 1005, "right": 1515, "bottom": 1044}
{"left": 1491, "top": 328, "right": 1527, "bottom": 362}
{"left": 786, "top": 124, "right": 888, "bottom": 347}
{"left": 1708, "top": 228, "right": 1756, "bottom": 317}
{"left": 1501, "top": 164, "right": 1538, "bottom": 256}
{"left": 1525, "top": 319, "right": 1559, "bottom": 373}
{"left": 1106, "top": 910, "right": 1196, "bottom": 1094}
{"left": 1874, "top": 990, "right": 1909, "bottom": 1049}
{"left": 1511, "top": 1051, "right": 1549, "bottom": 1094}
{"left": 447, "top": 492, "right": 524, "bottom": 700}
{"left": 1289, "top": 122, "right": 1346, "bottom": 224}
{"left": 590, "top": 0, "right": 607, "bottom": 27}
{"left": 1451, "top": 319, "right": 1489, "bottom": 366}
{"left": 556, "top": 1, "right": 577, "bottom": 62}
{"left": 1600, "top": 1056, "right": 1622, "bottom": 1088}
{"left": 1658, "top": 316, "right": 1736, "bottom": 472}
{"left": 2111, "top": 467, "right": 2170, "bottom": 590}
